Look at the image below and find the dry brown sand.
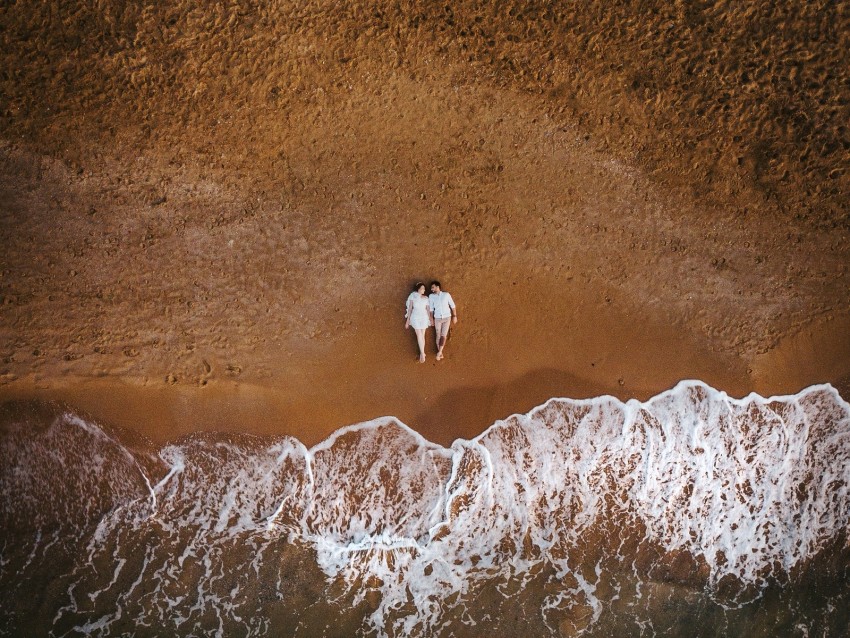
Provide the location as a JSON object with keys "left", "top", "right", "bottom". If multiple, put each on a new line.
{"left": 1, "top": 0, "right": 848, "bottom": 446}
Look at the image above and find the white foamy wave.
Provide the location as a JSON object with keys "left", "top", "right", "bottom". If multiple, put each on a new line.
{"left": 626, "top": 384, "right": 849, "bottom": 585}
{"left": 0, "top": 411, "right": 156, "bottom": 533}
{"left": 298, "top": 381, "right": 850, "bottom": 634}
{"left": 305, "top": 419, "right": 453, "bottom": 570}
{"left": 1, "top": 381, "right": 848, "bottom": 636}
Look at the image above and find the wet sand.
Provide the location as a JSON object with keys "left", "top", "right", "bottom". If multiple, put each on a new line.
{"left": 2, "top": 271, "right": 848, "bottom": 447}
{"left": 1, "top": 0, "right": 849, "bottom": 445}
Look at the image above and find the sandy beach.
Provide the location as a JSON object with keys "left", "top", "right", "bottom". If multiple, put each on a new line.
{"left": 1, "top": 0, "right": 848, "bottom": 446}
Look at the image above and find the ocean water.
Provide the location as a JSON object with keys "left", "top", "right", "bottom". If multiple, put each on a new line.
{"left": 1, "top": 381, "right": 848, "bottom": 637}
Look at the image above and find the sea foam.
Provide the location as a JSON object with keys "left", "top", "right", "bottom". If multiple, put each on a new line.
{"left": 1, "top": 381, "right": 848, "bottom": 636}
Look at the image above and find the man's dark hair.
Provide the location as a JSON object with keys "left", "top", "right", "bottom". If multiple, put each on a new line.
{"left": 430, "top": 280, "right": 441, "bottom": 289}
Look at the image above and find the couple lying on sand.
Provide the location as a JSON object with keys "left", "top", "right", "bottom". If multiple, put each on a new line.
{"left": 404, "top": 281, "right": 458, "bottom": 362}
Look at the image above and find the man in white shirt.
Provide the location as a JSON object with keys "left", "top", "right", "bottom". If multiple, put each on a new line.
{"left": 428, "top": 281, "right": 457, "bottom": 361}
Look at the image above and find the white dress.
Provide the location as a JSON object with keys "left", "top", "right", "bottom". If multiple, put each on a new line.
{"left": 406, "top": 292, "right": 431, "bottom": 330}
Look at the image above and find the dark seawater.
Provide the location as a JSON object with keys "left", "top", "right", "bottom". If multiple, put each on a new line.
{"left": 1, "top": 381, "right": 848, "bottom": 637}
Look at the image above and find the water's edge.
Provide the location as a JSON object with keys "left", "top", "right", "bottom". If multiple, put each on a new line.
{"left": 2, "top": 380, "right": 849, "bottom": 637}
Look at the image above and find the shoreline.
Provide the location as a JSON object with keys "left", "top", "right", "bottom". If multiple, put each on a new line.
{"left": 3, "top": 374, "right": 848, "bottom": 452}
{"left": 3, "top": 307, "right": 847, "bottom": 448}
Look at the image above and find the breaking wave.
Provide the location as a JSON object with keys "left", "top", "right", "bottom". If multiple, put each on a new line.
{"left": 1, "top": 381, "right": 849, "bottom": 636}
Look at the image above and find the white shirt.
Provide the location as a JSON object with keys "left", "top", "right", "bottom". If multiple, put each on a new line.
{"left": 429, "top": 291, "right": 456, "bottom": 319}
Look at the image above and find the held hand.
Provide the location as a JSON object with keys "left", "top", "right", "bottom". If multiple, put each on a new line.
{"left": 405, "top": 321, "right": 410, "bottom": 329}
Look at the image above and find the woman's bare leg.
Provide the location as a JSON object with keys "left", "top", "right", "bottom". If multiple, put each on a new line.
{"left": 415, "top": 328, "right": 426, "bottom": 362}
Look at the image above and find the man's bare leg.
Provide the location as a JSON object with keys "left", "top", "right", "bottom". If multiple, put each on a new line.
{"left": 435, "top": 319, "right": 450, "bottom": 360}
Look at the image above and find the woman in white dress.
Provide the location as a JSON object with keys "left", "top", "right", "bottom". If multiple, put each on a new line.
{"left": 405, "top": 282, "right": 433, "bottom": 363}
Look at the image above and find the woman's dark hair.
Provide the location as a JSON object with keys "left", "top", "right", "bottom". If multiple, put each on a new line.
{"left": 413, "top": 282, "right": 426, "bottom": 292}
{"left": 430, "top": 280, "right": 441, "bottom": 289}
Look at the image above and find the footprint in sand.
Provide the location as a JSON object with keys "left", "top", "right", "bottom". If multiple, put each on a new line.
{"left": 198, "top": 359, "right": 213, "bottom": 387}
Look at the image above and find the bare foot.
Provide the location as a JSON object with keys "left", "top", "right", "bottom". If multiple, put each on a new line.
{"left": 419, "top": 353, "right": 426, "bottom": 363}
{"left": 436, "top": 352, "right": 444, "bottom": 361}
